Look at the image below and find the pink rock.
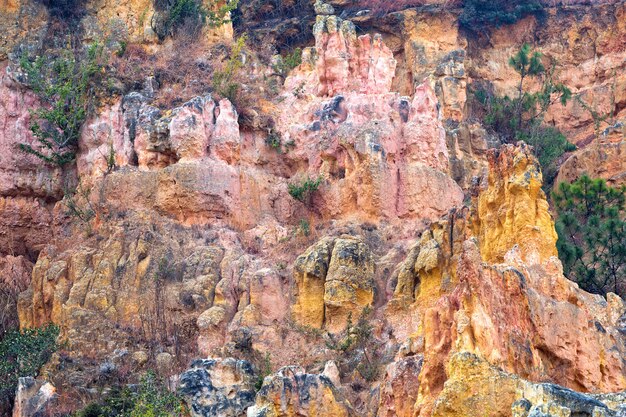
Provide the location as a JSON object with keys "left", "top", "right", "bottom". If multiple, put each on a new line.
{"left": 0, "top": 63, "right": 63, "bottom": 199}
{"left": 285, "top": 15, "right": 397, "bottom": 97}
{"left": 0, "top": 254, "right": 33, "bottom": 292}
{"left": 78, "top": 100, "right": 134, "bottom": 179}
{"left": 168, "top": 97, "right": 215, "bottom": 161}
{"left": 211, "top": 99, "right": 241, "bottom": 164}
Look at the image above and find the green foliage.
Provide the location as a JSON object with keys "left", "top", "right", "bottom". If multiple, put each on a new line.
{"left": 459, "top": 0, "right": 544, "bottom": 34}
{"left": 273, "top": 48, "right": 302, "bottom": 76}
{"left": 116, "top": 41, "right": 128, "bottom": 57}
{"left": 475, "top": 44, "right": 575, "bottom": 184}
{"left": 288, "top": 176, "right": 322, "bottom": 203}
{"left": 265, "top": 129, "right": 295, "bottom": 154}
{"left": 265, "top": 130, "right": 282, "bottom": 152}
{"left": 105, "top": 143, "right": 116, "bottom": 173}
{"left": 64, "top": 182, "right": 96, "bottom": 224}
{"left": 160, "top": 0, "right": 238, "bottom": 38}
{"left": 282, "top": 48, "right": 302, "bottom": 71}
{"left": 0, "top": 324, "right": 60, "bottom": 405}
{"left": 298, "top": 219, "right": 311, "bottom": 237}
{"left": 254, "top": 352, "right": 272, "bottom": 391}
{"left": 212, "top": 34, "right": 247, "bottom": 103}
{"left": 19, "top": 42, "right": 104, "bottom": 167}
{"left": 552, "top": 175, "right": 626, "bottom": 297}
{"left": 325, "top": 307, "right": 381, "bottom": 382}
{"left": 76, "top": 371, "right": 187, "bottom": 417}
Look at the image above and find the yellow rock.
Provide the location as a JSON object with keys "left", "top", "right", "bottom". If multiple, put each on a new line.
{"left": 292, "top": 237, "right": 334, "bottom": 329}
{"left": 324, "top": 237, "right": 375, "bottom": 333}
{"left": 475, "top": 144, "right": 558, "bottom": 264}
{"left": 431, "top": 352, "right": 520, "bottom": 417}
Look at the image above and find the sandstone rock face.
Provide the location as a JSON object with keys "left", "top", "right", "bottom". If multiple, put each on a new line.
{"left": 248, "top": 366, "right": 355, "bottom": 417}
{"left": 323, "top": 237, "right": 375, "bottom": 332}
{"left": 556, "top": 137, "right": 626, "bottom": 186}
{"left": 475, "top": 144, "right": 558, "bottom": 264}
{"left": 0, "top": 255, "right": 33, "bottom": 292}
{"left": 292, "top": 237, "right": 334, "bottom": 329}
{"left": 383, "top": 144, "right": 626, "bottom": 416}
{"left": 0, "top": 64, "right": 62, "bottom": 257}
{"left": 466, "top": 3, "right": 626, "bottom": 148}
{"left": 76, "top": 59, "right": 461, "bottom": 230}
{"left": 4, "top": 1, "right": 626, "bottom": 416}
{"left": 12, "top": 377, "right": 56, "bottom": 417}
{"left": 179, "top": 358, "right": 257, "bottom": 417}
{"left": 292, "top": 236, "right": 375, "bottom": 332}
{"left": 432, "top": 353, "right": 626, "bottom": 417}
{"left": 378, "top": 356, "right": 423, "bottom": 417}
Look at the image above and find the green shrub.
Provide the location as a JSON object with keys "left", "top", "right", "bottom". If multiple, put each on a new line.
{"left": 288, "top": 176, "right": 322, "bottom": 203}
{"left": 282, "top": 48, "right": 302, "bottom": 71}
{"left": 157, "top": 0, "right": 238, "bottom": 39}
{"left": 0, "top": 324, "right": 60, "bottom": 407}
{"left": 298, "top": 219, "right": 311, "bottom": 237}
{"left": 460, "top": 0, "right": 544, "bottom": 34}
{"left": 325, "top": 307, "right": 381, "bottom": 382}
{"left": 552, "top": 175, "right": 626, "bottom": 298}
{"left": 75, "top": 371, "right": 187, "bottom": 417}
{"left": 212, "top": 34, "right": 247, "bottom": 103}
{"left": 254, "top": 352, "right": 272, "bottom": 391}
{"left": 19, "top": 42, "right": 104, "bottom": 167}
{"left": 474, "top": 44, "right": 575, "bottom": 185}
{"left": 265, "top": 130, "right": 295, "bottom": 154}
{"left": 64, "top": 181, "right": 96, "bottom": 224}
{"left": 273, "top": 48, "right": 302, "bottom": 76}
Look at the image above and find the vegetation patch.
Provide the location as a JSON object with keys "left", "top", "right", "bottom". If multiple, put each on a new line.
{"left": 473, "top": 44, "right": 575, "bottom": 185}
{"left": 154, "top": 0, "right": 239, "bottom": 40}
{"left": 460, "top": 0, "right": 545, "bottom": 34}
{"left": 325, "top": 307, "right": 382, "bottom": 383}
{"left": 288, "top": 176, "right": 323, "bottom": 203}
{"left": 75, "top": 371, "right": 188, "bottom": 417}
{"left": 19, "top": 42, "right": 105, "bottom": 167}
{"left": 212, "top": 34, "right": 247, "bottom": 104}
{"left": 0, "top": 324, "right": 60, "bottom": 411}
{"left": 553, "top": 175, "right": 626, "bottom": 298}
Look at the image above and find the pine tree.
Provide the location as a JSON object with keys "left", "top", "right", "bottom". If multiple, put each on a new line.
{"left": 553, "top": 175, "right": 626, "bottom": 297}
{"left": 476, "top": 44, "right": 575, "bottom": 185}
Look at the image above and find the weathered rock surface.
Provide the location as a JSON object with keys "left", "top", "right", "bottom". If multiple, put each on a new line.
{"left": 179, "top": 358, "right": 257, "bottom": 417}
{"left": 3, "top": 1, "right": 626, "bottom": 416}
{"left": 248, "top": 365, "right": 356, "bottom": 417}
{"left": 475, "top": 143, "right": 558, "bottom": 264}
{"left": 0, "top": 64, "right": 62, "bottom": 258}
{"left": 292, "top": 236, "right": 375, "bottom": 332}
{"left": 12, "top": 377, "right": 56, "bottom": 417}
{"left": 433, "top": 352, "right": 626, "bottom": 417}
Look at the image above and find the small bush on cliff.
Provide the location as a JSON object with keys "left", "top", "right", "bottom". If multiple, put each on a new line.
{"left": 0, "top": 324, "right": 60, "bottom": 408}
{"left": 212, "top": 34, "right": 247, "bottom": 104}
{"left": 288, "top": 176, "right": 322, "bottom": 203}
{"left": 460, "top": 0, "right": 544, "bottom": 34}
{"left": 272, "top": 48, "right": 302, "bottom": 77}
{"left": 326, "top": 307, "right": 382, "bottom": 382}
{"left": 553, "top": 175, "right": 626, "bottom": 298}
{"left": 474, "top": 44, "right": 575, "bottom": 184}
{"left": 154, "top": 0, "right": 239, "bottom": 39}
{"left": 19, "top": 42, "right": 105, "bottom": 167}
{"left": 76, "top": 371, "right": 187, "bottom": 417}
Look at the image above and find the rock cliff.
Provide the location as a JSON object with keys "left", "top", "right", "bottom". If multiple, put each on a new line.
{"left": 1, "top": 0, "right": 625, "bottom": 416}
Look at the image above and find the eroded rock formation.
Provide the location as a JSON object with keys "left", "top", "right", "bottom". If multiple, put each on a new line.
{"left": 2, "top": 1, "right": 626, "bottom": 416}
